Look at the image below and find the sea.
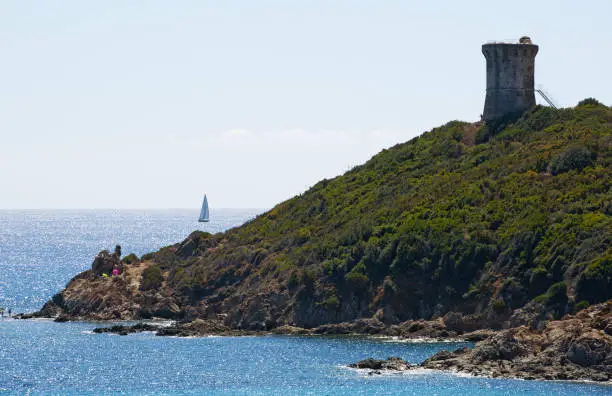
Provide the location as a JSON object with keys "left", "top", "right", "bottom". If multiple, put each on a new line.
{"left": 0, "top": 210, "right": 610, "bottom": 395}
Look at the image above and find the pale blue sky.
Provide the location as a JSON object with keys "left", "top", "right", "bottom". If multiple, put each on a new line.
{"left": 1, "top": 1, "right": 610, "bottom": 209}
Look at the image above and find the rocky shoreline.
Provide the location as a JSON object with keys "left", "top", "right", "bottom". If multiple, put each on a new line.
{"left": 85, "top": 317, "right": 490, "bottom": 340}
{"left": 17, "top": 311, "right": 495, "bottom": 342}
{"left": 91, "top": 319, "right": 255, "bottom": 337}
{"left": 349, "top": 302, "right": 612, "bottom": 383}
{"left": 20, "top": 247, "right": 612, "bottom": 383}
{"left": 19, "top": 300, "right": 612, "bottom": 384}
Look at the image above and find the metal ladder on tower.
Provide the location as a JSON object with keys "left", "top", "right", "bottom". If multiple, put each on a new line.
{"left": 535, "top": 87, "right": 559, "bottom": 112}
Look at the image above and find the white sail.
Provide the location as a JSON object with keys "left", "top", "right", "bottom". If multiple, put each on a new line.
{"left": 199, "top": 194, "right": 209, "bottom": 222}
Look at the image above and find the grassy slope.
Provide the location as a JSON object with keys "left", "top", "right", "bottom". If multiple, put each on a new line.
{"left": 152, "top": 100, "right": 611, "bottom": 328}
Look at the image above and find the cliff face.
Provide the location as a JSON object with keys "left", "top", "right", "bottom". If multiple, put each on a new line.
{"left": 38, "top": 100, "right": 612, "bottom": 330}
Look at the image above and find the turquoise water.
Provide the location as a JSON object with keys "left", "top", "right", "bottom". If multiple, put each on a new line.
{"left": 0, "top": 210, "right": 610, "bottom": 394}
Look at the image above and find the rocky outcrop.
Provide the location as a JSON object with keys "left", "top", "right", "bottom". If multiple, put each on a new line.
{"left": 92, "top": 319, "right": 253, "bottom": 337}
{"left": 91, "top": 248, "right": 122, "bottom": 276}
{"left": 314, "top": 318, "right": 387, "bottom": 335}
{"left": 348, "top": 303, "right": 612, "bottom": 382}
{"left": 27, "top": 250, "right": 185, "bottom": 321}
{"left": 92, "top": 323, "right": 159, "bottom": 335}
{"left": 420, "top": 302, "right": 612, "bottom": 382}
{"left": 271, "top": 325, "right": 314, "bottom": 335}
{"left": 349, "top": 357, "right": 417, "bottom": 373}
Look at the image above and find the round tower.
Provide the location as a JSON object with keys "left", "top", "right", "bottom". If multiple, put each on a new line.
{"left": 482, "top": 37, "right": 538, "bottom": 121}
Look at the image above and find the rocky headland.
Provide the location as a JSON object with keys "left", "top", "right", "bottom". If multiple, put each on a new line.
{"left": 23, "top": 101, "right": 612, "bottom": 383}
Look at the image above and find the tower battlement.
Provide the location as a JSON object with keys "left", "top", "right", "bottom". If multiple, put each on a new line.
{"left": 482, "top": 38, "right": 538, "bottom": 121}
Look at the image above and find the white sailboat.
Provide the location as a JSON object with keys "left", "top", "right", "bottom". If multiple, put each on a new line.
{"left": 199, "top": 194, "right": 210, "bottom": 222}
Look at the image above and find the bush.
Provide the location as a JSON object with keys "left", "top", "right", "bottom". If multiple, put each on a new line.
{"left": 529, "top": 266, "right": 552, "bottom": 296}
{"left": 577, "top": 98, "right": 603, "bottom": 107}
{"left": 122, "top": 253, "right": 139, "bottom": 265}
{"left": 576, "top": 257, "right": 612, "bottom": 304}
{"left": 322, "top": 295, "right": 341, "bottom": 310}
{"left": 492, "top": 299, "right": 506, "bottom": 314}
{"left": 345, "top": 272, "right": 369, "bottom": 290}
{"left": 551, "top": 146, "right": 595, "bottom": 175}
{"left": 574, "top": 300, "right": 590, "bottom": 312}
{"left": 141, "top": 252, "right": 155, "bottom": 261}
{"left": 141, "top": 265, "right": 163, "bottom": 291}
{"left": 546, "top": 282, "right": 568, "bottom": 306}
{"left": 534, "top": 282, "right": 567, "bottom": 307}
{"left": 287, "top": 272, "right": 299, "bottom": 289}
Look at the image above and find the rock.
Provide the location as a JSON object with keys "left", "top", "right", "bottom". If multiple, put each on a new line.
{"left": 566, "top": 336, "right": 611, "bottom": 366}
{"left": 443, "top": 312, "right": 489, "bottom": 333}
{"left": 92, "top": 323, "right": 160, "bottom": 334}
{"left": 155, "top": 319, "right": 252, "bottom": 337}
{"left": 349, "top": 357, "right": 416, "bottom": 372}
{"left": 506, "top": 301, "right": 550, "bottom": 330}
{"left": 151, "top": 298, "right": 182, "bottom": 319}
{"left": 91, "top": 250, "right": 121, "bottom": 276}
{"left": 461, "top": 329, "right": 495, "bottom": 342}
{"left": 313, "top": 318, "right": 386, "bottom": 335}
{"left": 271, "top": 325, "right": 313, "bottom": 335}
{"left": 421, "top": 302, "right": 612, "bottom": 382}
{"left": 54, "top": 314, "right": 70, "bottom": 322}
{"left": 387, "top": 318, "right": 459, "bottom": 339}
{"left": 92, "top": 320, "right": 241, "bottom": 337}
{"left": 426, "top": 347, "right": 469, "bottom": 362}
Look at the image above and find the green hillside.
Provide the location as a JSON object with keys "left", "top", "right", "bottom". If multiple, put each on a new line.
{"left": 150, "top": 99, "right": 611, "bottom": 329}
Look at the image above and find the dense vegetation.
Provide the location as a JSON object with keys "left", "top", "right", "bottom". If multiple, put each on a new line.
{"left": 148, "top": 100, "right": 611, "bottom": 329}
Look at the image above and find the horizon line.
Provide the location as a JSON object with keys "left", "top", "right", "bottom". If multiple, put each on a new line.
{"left": 0, "top": 207, "right": 269, "bottom": 211}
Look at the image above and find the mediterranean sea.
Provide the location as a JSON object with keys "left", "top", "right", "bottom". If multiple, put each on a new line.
{"left": 0, "top": 210, "right": 610, "bottom": 394}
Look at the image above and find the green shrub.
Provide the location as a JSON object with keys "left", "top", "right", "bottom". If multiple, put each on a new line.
{"left": 287, "top": 272, "right": 299, "bottom": 289}
{"left": 534, "top": 282, "right": 567, "bottom": 311}
{"left": 574, "top": 300, "right": 590, "bottom": 312}
{"left": 577, "top": 98, "right": 603, "bottom": 107}
{"left": 576, "top": 257, "right": 612, "bottom": 304}
{"left": 122, "top": 253, "right": 139, "bottom": 265}
{"left": 492, "top": 298, "right": 506, "bottom": 314}
{"left": 141, "top": 265, "right": 163, "bottom": 291}
{"left": 551, "top": 146, "right": 595, "bottom": 175}
{"left": 345, "top": 271, "right": 369, "bottom": 290}
{"left": 141, "top": 252, "right": 155, "bottom": 261}
{"left": 300, "top": 269, "right": 316, "bottom": 290}
{"left": 322, "top": 295, "right": 341, "bottom": 310}
{"left": 546, "top": 282, "right": 568, "bottom": 305}
{"left": 529, "top": 267, "right": 552, "bottom": 296}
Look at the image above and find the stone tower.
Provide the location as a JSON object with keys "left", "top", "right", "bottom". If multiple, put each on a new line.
{"left": 482, "top": 37, "right": 538, "bottom": 121}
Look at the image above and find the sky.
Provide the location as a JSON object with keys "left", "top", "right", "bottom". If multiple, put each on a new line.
{"left": 1, "top": 1, "right": 611, "bottom": 209}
